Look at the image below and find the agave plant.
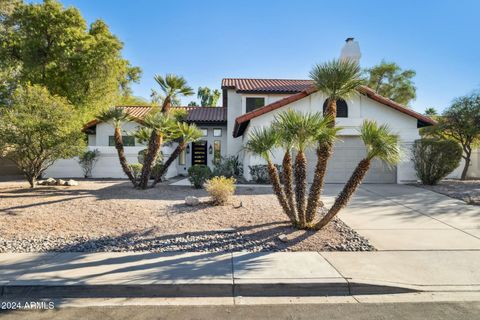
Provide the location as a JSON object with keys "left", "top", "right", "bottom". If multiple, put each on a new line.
{"left": 315, "top": 120, "right": 401, "bottom": 229}
{"left": 151, "top": 122, "right": 203, "bottom": 187}
{"left": 97, "top": 107, "right": 137, "bottom": 186}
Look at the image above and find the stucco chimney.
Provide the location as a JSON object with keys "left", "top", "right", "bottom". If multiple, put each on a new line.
{"left": 340, "top": 37, "right": 361, "bottom": 64}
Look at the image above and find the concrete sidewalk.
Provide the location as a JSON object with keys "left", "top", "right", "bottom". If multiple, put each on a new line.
{"left": 1, "top": 251, "right": 479, "bottom": 298}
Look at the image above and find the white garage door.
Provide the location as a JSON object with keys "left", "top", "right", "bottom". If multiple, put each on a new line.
{"left": 306, "top": 136, "right": 396, "bottom": 184}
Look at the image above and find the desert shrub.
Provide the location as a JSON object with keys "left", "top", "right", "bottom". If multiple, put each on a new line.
{"left": 129, "top": 163, "right": 143, "bottom": 180}
{"left": 213, "top": 155, "right": 243, "bottom": 178}
{"left": 205, "top": 176, "right": 236, "bottom": 205}
{"left": 412, "top": 139, "right": 462, "bottom": 185}
{"left": 78, "top": 149, "right": 100, "bottom": 178}
{"left": 249, "top": 164, "right": 282, "bottom": 184}
{"left": 188, "top": 165, "right": 212, "bottom": 188}
{"left": 151, "top": 162, "right": 166, "bottom": 179}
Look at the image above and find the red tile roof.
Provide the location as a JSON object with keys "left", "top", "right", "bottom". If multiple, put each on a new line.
{"left": 232, "top": 83, "right": 436, "bottom": 137}
{"left": 222, "top": 78, "right": 314, "bottom": 94}
{"left": 83, "top": 106, "right": 226, "bottom": 131}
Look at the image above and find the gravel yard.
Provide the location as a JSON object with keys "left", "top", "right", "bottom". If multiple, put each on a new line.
{"left": 0, "top": 180, "right": 374, "bottom": 252}
{"left": 419, "top": 179, "right": 480, "bottom": 205}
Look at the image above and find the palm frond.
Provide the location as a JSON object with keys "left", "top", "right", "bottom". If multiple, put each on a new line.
{"left": 96, "top": 107, "right": 128, "bottom": 128}
{"left": 310, "top": 59, "right": 364, "bottom": 100}
{"left": 178, "top": 123, "right": 203, "bottom": 143}
{"left": 154, "top": 74, "right": 194, "bottom": 97}
{"left": 273, "top": 109, "right": 323, "bottom": 151}
{"left": 143, "top": 109, "right": 176, "bottom": 135}
{"left": 244, "top": 127, "right": 278, "bottom": 160}
{"left": 360, "top": 120, "right": 401, "bottom": 165}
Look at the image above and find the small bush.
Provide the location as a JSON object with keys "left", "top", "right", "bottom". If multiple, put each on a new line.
{"left": 188, "top": 165, "right": 212, "bottom": 188}
{"left": 249, "top": 164, "right": 282, "bottom": 184}
{"left": 151, "top": 162, "right": 165, "bottom": 180}
{"left": 78, "top": 149, "right": 100, "bottom": 178}
{"left": 213, "top": 155, "right": 243, "bottom": 178}
{"left": 205, "top": 176, "right": 236, "bottom": 205}
{"left": 129, "top": 163, "right": 143, "bottom": 180}
{"left": 412, "top": 139, "right": 462, "bottom": 185}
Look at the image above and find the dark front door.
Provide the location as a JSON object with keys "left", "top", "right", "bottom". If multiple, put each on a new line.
{"left": 191, "top": 141, "right": 207, "bottom": 166}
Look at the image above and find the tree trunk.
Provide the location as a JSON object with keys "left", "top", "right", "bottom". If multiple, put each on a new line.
{"left": 461, "top": 149, "right": 472, "bottom": 180}
{"left": 151, "top": 142, "right": 185, "bottom": 187}
{"left": 305, "top": 143, "right": 332, "bottom": 224}
{"left": 282, "top": 150, "right": 297, "bottom": 223}
{"left": 315, "top": 159, "right": 370, "bottom": 230}
{"left": 138, "top": 130, "right": 163, "bottom": 189}
{"left": 162, "top": 96, "right": 171, "bottom": 113}
{"left": 294, "top": 151, "right": 307, "bottom": 227}
{"left": 325, "top": 99, "right": 337, "bottom": 128}
{"left": 267, "top": 161, "right": 296, "bottom": 224}
{"left": 26, "top": 174, "right": 36, "bottom": 188}
{"left": 114, "top": 127, "right": 137, "bottom": 187}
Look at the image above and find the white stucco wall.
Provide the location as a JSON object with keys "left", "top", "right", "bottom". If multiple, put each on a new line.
{"left": 241, "top": 91, "right": 421, "bottom": 183}
{"left": 46, "top": 120, "right": 178, "bottom": 179}
{"left": 447, "top": 149, "right": 480, "bottom": 179}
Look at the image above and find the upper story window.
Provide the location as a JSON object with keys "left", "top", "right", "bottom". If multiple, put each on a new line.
{"left": 322, "top": 99, "right": 348, "bottom": 118}
{"left": 200, "top": 128, "right": 208, "bottom": 137}
{"left": 109, "top": 136, "right": 135, "bottom": 146}
{"left": 246, "top": 97, "right": 265, "bottom": 113}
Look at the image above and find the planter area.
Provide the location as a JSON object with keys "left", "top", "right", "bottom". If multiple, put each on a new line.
{"left": 0, "top": 180, "right": 374, "bottom": 252}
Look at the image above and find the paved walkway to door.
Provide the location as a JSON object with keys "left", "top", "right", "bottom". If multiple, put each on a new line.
{"left": 322, "top": 184, "right": 480, "bottom": 250}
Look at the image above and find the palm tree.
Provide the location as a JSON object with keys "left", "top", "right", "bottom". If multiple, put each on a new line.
{"left": 274, "top": 110, "right": 323, "bottom": 228}
{"left": 97, "top": 108, "right": 137, "bottom": 187}
{"left": 245, "top": 127, "right": 295, "bottom": 223}
{"left": 305, "top": 117, "right": 340, "bottom": 225}
{"left": 153, "top": 74, "right": 194, "bottom": 113}
{"left": 137, "top": 110, "right": 176, "bottom": 189}
{"left": 315, "top": 120, "right": 401, "bottom": 229}
{"left": 306, "top": 59, "right": 364, "bottom": 220}
{"left": 151, "top": 122, "right": 203, "bottom": 187}
{"left": 137, "top": 74, "right": 194, "bottom": 189}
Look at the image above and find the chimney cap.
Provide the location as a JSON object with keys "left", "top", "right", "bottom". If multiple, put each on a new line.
{"left": 345, "top": 37, "right": 354, "bottom": 42}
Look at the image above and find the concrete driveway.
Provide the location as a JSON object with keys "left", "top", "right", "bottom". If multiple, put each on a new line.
{"left": 322, "top": 184, "right": 480, "bottom": 250}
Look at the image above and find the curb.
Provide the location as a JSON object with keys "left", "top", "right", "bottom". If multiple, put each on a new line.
{"left": 0, "top": 282, "right": 419, "bottom": 298}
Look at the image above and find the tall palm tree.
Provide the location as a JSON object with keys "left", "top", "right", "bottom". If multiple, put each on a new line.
{"left": 137, "top": 110, "right": 176, "bottom": 189}
{"left": 97, "top": 108, "right": 137, "bottom": 187}
{"left": 154, "top": 74, "right": 194, "bottom": 113}
{"left": 245, "top": 127, "right": 295, "bottom": 223}
{"left": 274, "top": 110, "right": 323, "bottom": 228}
{"left": 151, "top": 122, "right": 203, "bottom": 187}
{"left": 306, "top": 59, "right": 364, "bottom": 220}
{"left": 315, "top": 120, "right": 401, "bottom": 229}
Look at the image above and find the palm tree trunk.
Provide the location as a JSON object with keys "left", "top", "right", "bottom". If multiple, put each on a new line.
{"left": 162, "top": 96, "right": 171, "bottom": 113}
{"left": 325, "top": 99, "right": 337, "bottom": 127}
{"left": 305, "top": 143, "right": 332, "bottom": 224}
{"left": 151, "top": 142, "right": 185, "bottom": 187}
{"left": 282, "top": 150, "right": 297, "bottom": 223}
{"left": 315, "top": 159, "right": 370, "bottom": 230}
{"left": 267, "top": 160, "right": 296, "bottom": 224}
{"left": 138, "top": 130, "right": 163, "bottom": 189}
{"left": 114, "top": 127, "right": 137, "bottom": 187}
{"left": 294, "top": 151, "right": 307, "bottom": 227}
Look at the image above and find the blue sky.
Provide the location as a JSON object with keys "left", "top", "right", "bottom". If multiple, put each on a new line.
{"left": 56, "top": 0, "right": 479, "bottom": 113}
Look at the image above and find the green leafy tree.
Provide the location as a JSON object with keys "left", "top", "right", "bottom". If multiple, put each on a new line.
{"left": 0, "top": 84, "right": 84, "bottom": 187}
{"left": 364, "top": 60, "right": 416, "bottom": 106}
{"left": 423, "top": 93, "right": 480, "bottom": 180}
{"left": 0, "top": 0, "right": 140, "bottom": 119}
{"left": 197, "top": 87, "right": 221, "bottom": 106}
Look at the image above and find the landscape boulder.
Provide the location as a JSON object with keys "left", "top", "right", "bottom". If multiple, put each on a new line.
{"left": 185, "top": 196, "right": 200, "bottom": 206}
{"left": 66, "top": 179, "right": 79, "bottom": 186}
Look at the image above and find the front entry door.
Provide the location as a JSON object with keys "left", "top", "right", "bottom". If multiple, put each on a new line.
{"left": 191, "top": 141, "right": 207, "bottom": 166}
